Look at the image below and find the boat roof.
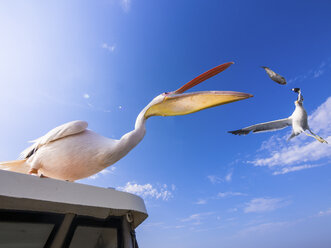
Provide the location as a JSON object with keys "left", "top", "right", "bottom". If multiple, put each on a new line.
{"left": 0, "top": 170, "right": 148, "bottom": 228}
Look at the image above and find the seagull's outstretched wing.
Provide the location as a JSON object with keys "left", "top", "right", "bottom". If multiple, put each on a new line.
{"left": 228, "top": 118, "right": 292, "bottom": 135}
{"left": 20, "top": 120, "right": 88, "bottom": 158}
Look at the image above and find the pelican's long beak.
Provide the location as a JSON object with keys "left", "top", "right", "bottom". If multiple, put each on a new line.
{"left": 145, "top": 91, "right": 253, "bottom": 117}
{"left": 145, "top": 62, "right": 253, "bottom": 117}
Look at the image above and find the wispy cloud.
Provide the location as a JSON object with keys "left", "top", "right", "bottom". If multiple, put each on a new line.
{"left": 228, "top": 208, "right": 238, "bottom": 213}
{"left": 218, "top": 191, "right": 246, "bottom": 198}
{"left": 207, "top": 171, "right": 233, "bottom": 184}
{"left": 117, "top": 182, "right": 174, "bottom": 201}
{"left": 180, "top": 212, "right": 214, "bottom": 225}
{"left": 288, "top": 60, "right": 329, "bottom": 84}
{"left": 225, "top": 171, "right": 233, "bottom": 182}
{"left": 83, "top": 93, "right": 90, "bottom": 99}
{"left": 238, "top": 221, "right": 289, "bottom": 236}
{"left": 194, "top": 190, "right": 246, "bottom": 205}
{"left": 88, "top": 166, "right": 116, "bottom": 180}
{"left": 120, "top": 0, "right": 131, "bottom": 12}
{"left": 101, "top": 43, "right": 116, "bottom": 52}
{"left": 194, "top": 199, "right": 207, "bottom": 205}
{"left": 141, "top": 222, "right": 164, "bottom": 228}
{"left": 244, "top": 197, "right": 288, "bottom": 213}
{"left": 252, "top": 140, "right": 331, "bottom": 168}
{"left": 318, "top": 208, "right": 331, "bottom": 217}
{"left": 249, "top": 97, "right": 331, "bottom": 174}
{"left": 308, "top": 97, "right": 331, "bottom": 134}
{"left": 207, "top": 175, "right": 223, "bottom": 184}
{"left": 272, "top": 163, "right": 325, "bottom": 175}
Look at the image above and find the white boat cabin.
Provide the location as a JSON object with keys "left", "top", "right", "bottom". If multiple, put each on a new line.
{"left": 0, "top": 170, "right": 148, "bottom": 248}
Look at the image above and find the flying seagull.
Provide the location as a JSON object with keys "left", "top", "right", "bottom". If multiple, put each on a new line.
{"left": 0, "top": 62, "right": 253, "bottom": 181}
{"left": 261, "top": 66, "right": 287, "bottom": 85}
{"left": 228, "top": 88, "right": 328, "bottom": 144}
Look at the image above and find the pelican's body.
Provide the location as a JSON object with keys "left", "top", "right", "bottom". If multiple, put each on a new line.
{"left": 25, "top": 124, "right": 145, "bottom": 181}
{"left": 229, "top": 88, "right": 328, "bottom": 143}
{"left": 29, "top": 129, "right": 122, "bottom": 181}
{"left": 1, "top": 62, "right": 253, "bottom": 181}
{"left": 21, "top": 104, "right": 148, "bottom": 181}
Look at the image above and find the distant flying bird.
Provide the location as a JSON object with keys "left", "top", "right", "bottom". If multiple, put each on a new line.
{"left": 261, "top": 66, "right": 287, "bottom": 85}
{"left": 0, "top": 62, "right": 253, "bottom": 181}
{"left": 228, "top": 88, "right": 328, "bottom": 144}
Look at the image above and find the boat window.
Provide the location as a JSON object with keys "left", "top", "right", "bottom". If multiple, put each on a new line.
{"left": 64, "top": 216, "right": 123, "bottom": 248}
{"left": 0, "top": 222, "right": 54, "bottom": 248}
{"left": 0, "top": 210, "right": 64, "bottom": 248}
{"left": 69, "top": 226, "right": 117, "bottom": 248}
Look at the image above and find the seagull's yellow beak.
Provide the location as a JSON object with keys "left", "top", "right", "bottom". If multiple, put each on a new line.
{"left": 145, "top": 91, "right": 253, "bottom": 117}
{"left": 144, "top": 62, "right": 253, "bottom": 118}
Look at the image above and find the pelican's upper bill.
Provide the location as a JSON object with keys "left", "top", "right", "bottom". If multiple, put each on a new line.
{"left": 145, "top": 62, "right": 253, "bottom": 117}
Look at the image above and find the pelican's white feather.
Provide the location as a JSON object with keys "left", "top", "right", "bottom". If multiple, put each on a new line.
{"left": 20, "top": 120, "right": 88, "bottom": 159}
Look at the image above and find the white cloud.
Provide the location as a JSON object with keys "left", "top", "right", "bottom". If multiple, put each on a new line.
{"left": 273, "top": 163, "right": 325, "bottom": 175}
{"left": 249, "top": 97, "right": 331, "bottom": 174}
{"left": 142, "top": 222, "right": 164, "bottom": 228}
{"left": 288, "top": 60, "right": 329, "bottom": 83}
{"left": 83, "top": 93, "right": 90, "bottom": 99}
{"left": 217, "top": 191, "right": 245, "bottom": 198}
{"left": 225, "top": 171, "right": 233, "bottom": 182}
{"left": 252, "top": 140, "right": 331, "bottom": 167}
{"left": 308, "top": 97, "right": 331, "bottom": 134}
{"left": 117, "top": 182, "right": 174, "bottom": 201}
{"left": 207, "top": 171, "right": 233, "bottom": 184}
{"left": 244, "top": 197, "right": 288, "bottom": 213}
{"left": 194, "top": 199, "right": 207, "bottom": 205}
{"left": 318, "top": 208, "right": 331, "bottom": 216}
{"left": 101, "top": 43, "right": 116, "bottom": 52}
{"left": 171, "top": 184, "right": 176, "bottom": 191}
{"left": 120, "top": 0, "right": 131, "bottom": 12}
{"left": 238, "top": 221, "right": 289, "bottom": 236}
{"left": 207, "top": 175, "right": 223, "bottom": 184}
{"left": 228, "top": 208, "right": 238, "bottom": 213}
{"left": 88, "top": 167, "right": 116, "bottom": 180}
{"left": 180, "top": 212, "right": 214, "bottom": 225}
{"left": 314, "top": 69, "right": 324, "bottom": 78}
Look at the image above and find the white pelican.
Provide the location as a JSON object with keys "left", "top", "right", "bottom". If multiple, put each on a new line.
{"left": 0, "top": 62, "right": 253, "bottom": 181}
{"left": 229, "top": 88, "right": 328, "bottom": 143}
{"left": 261, "top": 66, "right": 287, "bottom": 85}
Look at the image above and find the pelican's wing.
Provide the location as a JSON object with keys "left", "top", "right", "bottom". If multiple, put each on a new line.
{"left": 20, "top": 120, "right": 88, "bottom": 158}
{"left": 228, "top": 118, "right": 292, "bottom": 135}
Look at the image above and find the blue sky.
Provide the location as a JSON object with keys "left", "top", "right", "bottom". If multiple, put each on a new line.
{"left": 1, "top": 1, "right": 331, "bottom": 247}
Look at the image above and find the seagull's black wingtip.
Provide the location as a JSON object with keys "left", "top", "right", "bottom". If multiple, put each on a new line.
{"left": 228, "top": 129, "right": 249, "bottom": 135}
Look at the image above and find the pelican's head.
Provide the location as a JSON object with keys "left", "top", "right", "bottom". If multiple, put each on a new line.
{"left": 144, "top": 62, "right": 253, "bottom": 118}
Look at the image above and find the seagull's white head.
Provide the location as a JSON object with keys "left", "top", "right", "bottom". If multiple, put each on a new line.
{"left": 144, "top": 62, "right": 253, "bottom": 118}
{"left": 291, "top": 88, "right": 303, "bottom": 106}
